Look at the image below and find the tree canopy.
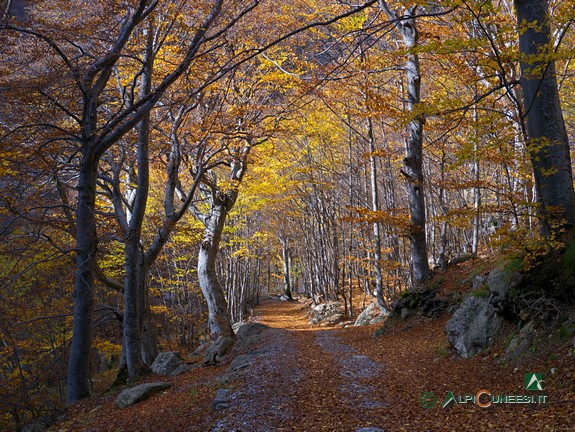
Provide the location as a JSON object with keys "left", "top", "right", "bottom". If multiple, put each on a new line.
{"left": 2, "top": 0, "right": 575, "bottom": 428}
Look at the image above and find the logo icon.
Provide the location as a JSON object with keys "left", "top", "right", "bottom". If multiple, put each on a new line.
{"left": 524, "top": 372, "right": 544, "bottom": 391}
{"left": 442, "top": 391, "right": 456, "bottom": 408}
{"left": 420, "top": 391, "right": 437, "bottom": 409}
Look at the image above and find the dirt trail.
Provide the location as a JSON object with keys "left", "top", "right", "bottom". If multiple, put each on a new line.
{"left": 210, "top": 298, "right": 575, "bottom": 432}
{"left": 209, "top": 300, "right": 389, "bottom": 432}
{"left": 58, "top": 297, "right": 575, "bottom": 432}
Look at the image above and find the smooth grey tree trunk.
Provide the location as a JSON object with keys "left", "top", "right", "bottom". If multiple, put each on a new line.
{"left": 471, "top": 107, "right": 481, "bottom": 256}
{"left": 515, "top": 0, "right": 575, "bottom": 237}
{"left": 380, "top": 2, "right": 430, "bottom": 283}
{"left": 195, "top": 145, "right": 250, "bottom": 339}
{"left": 198, "top": 198, "right": 235, "bottom": 339}
{"left": 121, "top": 27, "right": 154, "bottom": 380}
{"left": 280, "top": 236, "right": 294, "bottom": 300}
{"left": 18, "top": 0, "right": 224, "bottom": 404}
{"left": 368, "top": 118, "right": 388, "bottom": 313}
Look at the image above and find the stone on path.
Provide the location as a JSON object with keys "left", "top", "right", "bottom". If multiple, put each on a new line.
{"left": 212, "top": 388, "right": 232, "bottom": 411}
{"left": 204, "top": 336, "right": 235, "bottom": 365}
{"left": 116, "top": 382, "right": 171, "bottom": 409}
{"left": 151, "top": 352, "right": 189, "bottom": 376}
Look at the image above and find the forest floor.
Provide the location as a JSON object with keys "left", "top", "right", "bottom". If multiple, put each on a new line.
{"left": 56, "top": 270, "right": 575, "bottom": 431}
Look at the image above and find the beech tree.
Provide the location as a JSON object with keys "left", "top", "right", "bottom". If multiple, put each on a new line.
{"left": 514, "top": 0, "right": 575, "bottom": 238}
{"left": 2, "top": 0, "right": 254, "bottom": 403}
{"left": 379, "top": 1, "right": 430, "bottom": 283}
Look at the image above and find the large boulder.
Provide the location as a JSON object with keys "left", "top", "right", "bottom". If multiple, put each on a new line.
{"left": 151, "top": 352, "right": 189, "bottom": 376}
{"left": 506, "top": 321, "right": 536, "bottom": 360}
{"left": 487, "top": 268, "right": 521, "bottom": 298}
{"left": 236, "top": 322, "right": 269, "bottom": 347}
{"left": 354, "top": 303, "right": 377, "bottom": 326}
{"left": 228, "top": 354, "right": 255, "bottom": 373}
{"left": 310, "top": 302, "right": 344, "bottom": 324}
{"left": 231, "top": 322, "right": 245, "bottom": 334}
{"left": 204, "top": 336, "right": 235, "bottom": 365}
{"left": 116, "top": 382, "right": 171, "bottom": 409}
{"left": 487, "top": 268, "right": 522, "bottom": 314}
{"left": 446, "top": 296, "right": 502, "bottom": 358}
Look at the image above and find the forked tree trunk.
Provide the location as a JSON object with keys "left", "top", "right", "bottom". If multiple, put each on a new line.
{"left": 198, "top": 198, "right": 234, "bottom": 339}
{"left": 122, "top": 30, "right": 154, "bottom": 379}
{"left": 196, "top": 145, "right": 251, "bottom": 339}
{"left": 514, "top": 0, "right": 575, "bottom": 237}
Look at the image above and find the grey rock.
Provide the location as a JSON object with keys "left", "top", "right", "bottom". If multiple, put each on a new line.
{"left": 472, "top": 274, "right": 487, "bottom": 290}
{"left": 369, "top": 315, "right": 386, "bottom": 325}
{"left": 354, "top": 303, "right": 376, "bottom": 326}
{"left": 170, "top": 363, "right": 190, "bottom": 376}
{"left": 204, "top": 336, "right": 235, "bottom": 365}
{"left": 449, "top": 254, "right": 473, "bottom": 266}
{"left": 400, "top": 307, "right": 414, "bottom": 320}
{"left": 193, "top": 341, "right": 211, "bottom": 356}
{"left": 446, "top": 296, "right": 502, "bottom": 358}
{"left": 312, "top": 302, "right": 344, "bottom": 322}
{"left": 216, "top": 374, "right": 232, "bottom": 387}
{"left": 279, "top": 295, "right": 289, "bottom": 301}
{"left": 229, "top": 354, "right": 254, "bottom": 372}
{"left": 116, "top": 382, "right": 171, "bottom": 409}
{"left": 506, "top": 321, "right": 536, "bottom": 359}
{"left": 151, "top": 352, "right": 189, "bottom": 376}
{"left": 237, "top": 322, "right": 268, "bottom": 342}
{"left": 212, "top": 388, "right": 232, "bottom": 410}
{"left": 506, "top": 336, "right": 532, "bottom": 360}
{"left": 487, "top": 268, "right": 521, "bottom": 299}
{"left": 231, "top": 322, "right": 245, "bottom": 334}
{"left": 328, "top": 313, "right": 344, "bottom": 324}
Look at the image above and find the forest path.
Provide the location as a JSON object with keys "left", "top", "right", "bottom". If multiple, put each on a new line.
{"left": 210, "top": 299, "right": 389, "bottom": 431}
{"left": 208, "top": 298, "right": 575, "bottom": 432}
{"left": 59, "top": 298, "right": 575, "bottom": 431}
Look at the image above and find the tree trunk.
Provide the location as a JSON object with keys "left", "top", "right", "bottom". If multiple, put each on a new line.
{"left": 66, "top": 152, "right": 98, "bottom": 405}
{"left": 198, "top": 198, "right": 234, "bottom": 339}
{"left": 380, "top": 2, "right": 430, "bottom": 283}
{"left": 368, "top": 118, "right": 388, "bottom": 313}
{"left": 472, "top": 108, "right": 481, "bottom": 256}
{"left": 515, "top": 0, "right": 575, "bottom": 237}
{"left": 280, "top": 237, "right": 294, "bottom": 300}
{"left": 123, "top": 31, "right": 153, "bottom": 378}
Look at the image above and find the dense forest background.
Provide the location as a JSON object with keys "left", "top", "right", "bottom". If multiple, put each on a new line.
{"left": 2, "top": 0, "right": 575, "bottom": 429}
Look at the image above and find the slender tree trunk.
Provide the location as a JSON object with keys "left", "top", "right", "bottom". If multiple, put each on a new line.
{"left": 438, "top": 151, "right": 449, "bottom": 272}
{"left": 368, "top": 119, "right": 388, "bottom": 313}
{"left": 472, "top": 108, "right": 481, "bottom": 256}
{"left": 67, "top": 152, "right": 98, "bottom": 404}
{"left": 515, "top": 0, "right": 575, "bottom": 237}
{"left": 380, "top": 2, "right": 430, "bottom": 283}
{"left": 280, "top": 237, "right": 293, "bottom": 300}
{"left": 122, "top": 30, "right": 154, "bottom": 379}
